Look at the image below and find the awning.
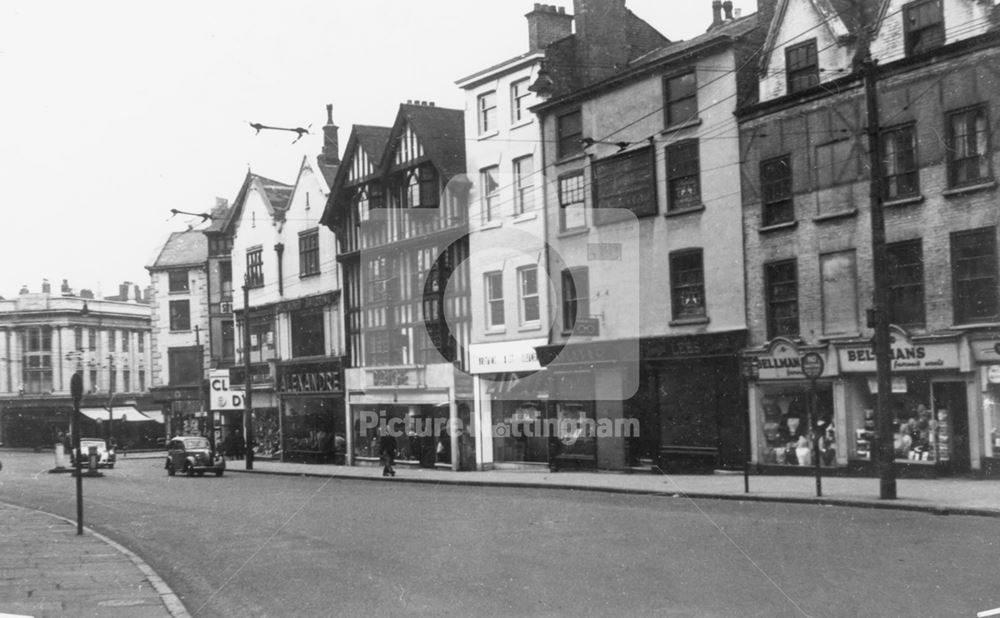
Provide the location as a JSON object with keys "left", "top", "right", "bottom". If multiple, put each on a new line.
{"left": 79, "top": 406, "right": 156, "bottom": 423}
{"left": 485, "top": 371, "right": 549, "bottom": 396}
{"left": 140, "top": 410, "right": 165, "bottom": 424}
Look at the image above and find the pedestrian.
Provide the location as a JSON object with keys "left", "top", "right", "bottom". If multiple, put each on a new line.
{"left": 548, "top": 434, "right": 563, "bottom": 472}
{"left": 379, "top": 427, "right": 397, "bottom": 477}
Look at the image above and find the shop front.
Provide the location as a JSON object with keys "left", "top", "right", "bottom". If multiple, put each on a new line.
{"left": 745, "top": 339, "right": 842, "bottom": 472}
{"left": 469, "top": 338, "right": 549, "bottom": 470}
{"left": 835, "top": 328, "right": 974, "bottom": 476}
{"left": 960, "top": 333, "right": 1000, "bottom": 476}
{"left": 345, "top": 363, "right": 475, "bottom": 470}
{"left": 276, "top": 358, "right": 345, "bottom": 464}
{"left": 229, "top": 361, "right": 279, "bottom": 459}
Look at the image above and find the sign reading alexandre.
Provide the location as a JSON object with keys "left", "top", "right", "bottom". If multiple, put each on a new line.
{"left": 276, "top": 360, "right": 343, "bottom": 394}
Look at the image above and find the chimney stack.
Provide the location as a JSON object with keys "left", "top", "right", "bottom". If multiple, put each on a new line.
{"left": 41, "top": 279, "right": 50, "bottom": 294}
{"left": 722, "top": 0, "right": 734, "bottom": 20}
{"left": 321, "top": 104, "right": 340, "bottom": 165}
{"left": 526, "top": 3, "right": 574, "bottom": 52}
{"left": 712, "top": 0, "right": 723, "bottom": 25}
{"left": 61, "top": 279, "right": 73, "bottom": 296}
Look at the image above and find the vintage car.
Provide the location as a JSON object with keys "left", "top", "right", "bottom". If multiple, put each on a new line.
{"left": 69, "top": 438, "right": 116, "bottom": 469}
{"left": 165, "top": 436, "right": 225, "bottom": 477}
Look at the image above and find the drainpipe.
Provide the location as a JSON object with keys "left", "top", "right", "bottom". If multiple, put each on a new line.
{"left": 274, "top": 243, "right": 285, "bottom": 297}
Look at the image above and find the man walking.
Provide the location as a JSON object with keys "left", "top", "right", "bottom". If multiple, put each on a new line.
{"left": 379, "top": 426, "right": 397, "bottom": 477}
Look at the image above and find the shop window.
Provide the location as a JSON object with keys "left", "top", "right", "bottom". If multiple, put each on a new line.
{"left": 291, "top": 309, "right": 325, "bottom": 358}
{"left": 664, "top": 71, "right": 697, "bottom": 127}
{"left": 492, "top": 400, "right": 548, "bottom": 464}
{"left": 758, "top": 386, "right": 835, "bottom": 467}
{"left": 882, "top": 124, "right": 919, "bottom": 200}
{"left": 820, "top": 251, "right": 858, "bottom": 335}
{"left": 886, "top": 239, "right": 925, "bottom": 327}
{"left": 558, "top": 172, "right": 586, "bottom": 231}
{"left": 670, "top": 249, "right": 705, "bottom": 320}
{"left": 282, "top": 398, "right": 343, "bottom": 462}
{"left": 947, "top": 105, "right": 990, "bottom": 188}
{"left": 785, "top": 39, "right": 819, "bottom": 94}
{"left": 951, "top": 227, "right": 998, "bottom": 324}
{"left": 904, "top": 0, "right": 944, "bottom": 57}
{"left": 765, "top": 260, "right": 798, "bottom": 338}
{"left": 666, "top": 140, "right": 701, "bottom": 212}
{"left": 557, "top": 110, "right": 583, "bottom": 159}
{"left": 760, "top": 155, "right": 793, "bottom": 226}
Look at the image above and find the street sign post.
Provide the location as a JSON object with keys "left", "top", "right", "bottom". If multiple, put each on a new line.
{"left": 800, "top": 352, "right": 825, "bottom": 497}
{"left": 70, "top": 371, "right": 84, "bottom": 535}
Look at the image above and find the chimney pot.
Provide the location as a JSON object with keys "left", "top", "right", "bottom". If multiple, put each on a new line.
{"left": 326, "top": 103, "right": 333, "bottom": 124}
{"left": 722, "top": 0, "right": 733, "bottom": 19}
{"left": 526, "top": 2, "right": 573, "bottom": 52}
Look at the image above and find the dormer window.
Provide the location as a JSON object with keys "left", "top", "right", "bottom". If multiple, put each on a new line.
{"left": 905, "top": 0, "right": 944, "bottom": 57}
{"left": 405, "top": 165, "right": 439, "bottom": 208}
{"left": 785, "top": 39, "right": 818, "bottom": 95}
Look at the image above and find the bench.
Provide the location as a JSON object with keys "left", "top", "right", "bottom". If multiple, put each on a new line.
{"left": 659, "top": 446, "right": 719, "bottom": 472}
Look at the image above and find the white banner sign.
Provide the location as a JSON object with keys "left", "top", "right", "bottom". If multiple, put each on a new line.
{"left": 209, "top": 369, "right": 245, "bottom": 411}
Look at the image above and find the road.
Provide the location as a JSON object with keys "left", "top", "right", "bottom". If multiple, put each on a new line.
{"left": 1, "top": 450, "right": 998, "bottom": 617}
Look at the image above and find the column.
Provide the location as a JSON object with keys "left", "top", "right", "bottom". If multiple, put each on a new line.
{"left": 53, "top": 326, "right": 64, "bottom": 393}
{"left": 0, "top": 328, "right": 8, "bottom": 394}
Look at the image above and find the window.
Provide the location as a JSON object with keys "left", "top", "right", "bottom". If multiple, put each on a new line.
{"left": 406, "top": 171, "right": 421, "bottom": 208}
{"left": 666, "top": 140, "right": 701, "bottom": 211}
{"left": 121, "top": 330, "right": 128, "bottom": 352}
{"left": 905, "top": 0, "right": 944, "bottom": 57}
{"left": 670, "top": 250, "right": 705, "bottom": 320}
{"left": 513, "top": 156, "right": 535, "bottom": 214}
{"left": 299, "top": 229, "right": 320, "bottom": 277}
{"left": 557, "top": 110, "right": 583, "bottom": 159}
{"left": 481, "top": 166, "right": 500, "bottom": 221}
{"left": 291, "top": 309, "right": 325, "bottom": 357}
{"left": 89, "top": 369, "right": 97, "bottom": 392}
{"left": 88, "top": 328, "right": 96, "bottom": 351}
{"left": 511, "top": 78, "right": 531, "bottom": 123}
{"left": 169, "top": 300, "right": 191, "bottom": 331}
{"left": 820, "top": 251, "right": 859, "bottom": 335}
{"left": 21, "top": 327, "right": 52, "bottom": 394}
{"left": 765, "top": 260, "right": 798, "bottom": 338}
{"left": 108, "top": 330, "right": 115, "bottom": 352}
{"left": 168, "top": 347, "right": 202, "bottom": 386}
{"left": 74, "top": 327, "right": 83, "bottom": 351}
{"left": 883, "top": 125, "right": 919, "bottom": 199}
{"left": 951, "top": 228, "right": 998, "bottom": 323}
{"left": 109, "top": 367, "right": 116, "bottom": 394}
{"left": 138, "top": 370, "right": 146, "bottom": 391}
{"left": 248, "top": 316, "right": 277, "bottom": 363}
{"left": 478, "top": 90, "right": 497, "bottom": 134}
{"left": 356, "top": 187, "right": 371, "bottom": 222}
{"left": 221, "top": 320, "right": 234, "bottom": 361}
{"left": 122, "top": 369, "right": 130, "bottom": 393}
{"left": 168, "top": 270, "right": 189, "bottom": 293}
{"left": 886, "top": 240, "right": 924, "bottom": 327}
{"left": 760, "top": 156, "right": 794, "bottom": 226}
{"left": 419, "top": 165, "right": 439, "bottom": 207}
{"left": 559, "top": 172, "right": 586, "bottom": 230}
{"left": 561, "top": 267, "right": 589, "bottom": 333}
{"left": 486, "top": 271, "right": 505, "bottom": 328}
{"left": 664, "top": 71, "right": 697, "bottom": 127}
{"left": 593, "top": 146, "right": 656, "bottom": 223}
{"left": 948, "top": 106, "right": 990, "bottom": 187}
{"left": 785, "top": 39, "right": 819, "bottom": 94}
{"left": 137, "top": 332, "right": 144, "bottom": 353}
{"left": 518, "top": 265, "right": 540, "bottom": 324}
{"left": 220, "top": 261, "right": 233, "bottom": 300}
{"left": 246, "top": 248, "right": 264, "bottom": 288}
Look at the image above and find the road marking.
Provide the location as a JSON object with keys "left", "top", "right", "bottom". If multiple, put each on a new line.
{"left": 978, "top": 608, "right": 1000, "bottom": 617}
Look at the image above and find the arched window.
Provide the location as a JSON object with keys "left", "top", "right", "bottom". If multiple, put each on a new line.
{"left": 407, "top": 171, "right": 421, "bottom": 208}
{"left": 356, "top": 187, "right": 370, "bottom": 222}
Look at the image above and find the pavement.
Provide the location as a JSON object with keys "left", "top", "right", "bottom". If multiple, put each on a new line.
{"left": 4, "top": 454, "right": 1000, "bottom": 618}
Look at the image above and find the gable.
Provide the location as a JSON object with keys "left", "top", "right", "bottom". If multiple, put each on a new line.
{"left": 394, "top": 123, "right": 425, "bottom": 167}
{"left": 350, "top": 144, "right": 375, "bottom": 183}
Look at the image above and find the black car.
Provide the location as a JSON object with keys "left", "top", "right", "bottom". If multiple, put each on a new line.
{"left": 165, "top": 436, "right": 226, "bottom": 477}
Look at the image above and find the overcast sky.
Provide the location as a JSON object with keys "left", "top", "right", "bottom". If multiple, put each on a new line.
{"left": 0, "top": 0, "right": 755, "bottom": 299}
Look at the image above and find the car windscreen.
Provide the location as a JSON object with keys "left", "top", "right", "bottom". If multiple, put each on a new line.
{"left": 183, "top": 438, "right": 210, "bottom": 449}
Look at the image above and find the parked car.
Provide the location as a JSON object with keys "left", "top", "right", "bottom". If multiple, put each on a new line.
{"left": 69, "top": 438, "right": 116, "bottom": 469}
{"left": 165, "top": 436, "right": 225, "bottom": 477}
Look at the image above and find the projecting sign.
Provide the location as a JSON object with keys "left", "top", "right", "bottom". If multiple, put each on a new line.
{"left": 209, "top": 369, "right": 244, "bottom": 411}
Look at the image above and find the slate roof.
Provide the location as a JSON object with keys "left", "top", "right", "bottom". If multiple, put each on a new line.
{"left": 355, "top": 125, "right": 393, "bottom": 167}
{"left": 631, "top": 11, "right": 759, "bottom": 67}
{"left": 384, "top": 103, "right": 466, "bottom": 180}
{"left": 218, "top": 172, "right": 293, "bottom": 235}
{"left": 319, "top": 124, "right": 392, "bottom": 230}
{"left": 147, "top": 230, "right": 208, "bottom": 271}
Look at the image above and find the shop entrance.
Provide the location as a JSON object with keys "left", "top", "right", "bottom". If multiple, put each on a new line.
{"left": 932, "top": 382, "right": 970, "bottom": 473}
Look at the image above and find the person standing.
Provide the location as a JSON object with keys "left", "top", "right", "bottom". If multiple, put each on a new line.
{"left": 379, "top": 427, "right": 397, "bottom": 477}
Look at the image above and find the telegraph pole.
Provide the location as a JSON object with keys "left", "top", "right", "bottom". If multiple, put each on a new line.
{"left": 242, "top": 277, "right": 254, "bottom": 470}
{"left": 70, "top": 371, "right": 84, "bottom": 534}
{"left": 862, "top": 54, "right": 897, "bottom": 500}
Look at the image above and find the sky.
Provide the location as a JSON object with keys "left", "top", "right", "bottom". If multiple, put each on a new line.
{"left": 0, "top": 0, "right": 755, "bottom": 299}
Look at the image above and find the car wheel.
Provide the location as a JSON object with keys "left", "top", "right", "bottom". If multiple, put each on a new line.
{"left": 166, "top": 461, "right": 175, "bottom": 476}
{"left": 197, "top": 471, "right": 205, "bottom": 477}
{"left": 184, "top": 462, "right": 194, "bottom": 477}
{"left": 215, "top": 470, "right": 224, "bottom": 477}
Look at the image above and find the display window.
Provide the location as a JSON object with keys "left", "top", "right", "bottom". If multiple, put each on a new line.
{"left": 282, "top": 397, "right": 344, "bottom": 462}
{"left": 252, "top": 408, "right": 280, "bottom": 458}
{"left": 352, "top": 405, "right": 449, "bottom": 467}
{"left": 493, "top": 399, "right": 548, "bottom": 463}
{"left": 757, "top": 383, "right": 836, "bottom": 467}
{"left": 553, "top": 372, "right": 597, "bottom": 460}
{"left": 846, "top": 375, "right": 970, "bottom": 467}
{"left": 985, "top": 384, "right": 1000, "bottom": 458}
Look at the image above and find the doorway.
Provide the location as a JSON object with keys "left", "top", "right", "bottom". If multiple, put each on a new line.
{"left": 932, "top": 382, "right": 970, "bottom": 474}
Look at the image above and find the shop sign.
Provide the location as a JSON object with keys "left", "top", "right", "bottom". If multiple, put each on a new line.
{"left": 365, "top": 366, "right": 422, "bottom": 389}
{"left": 469, "top": 339, "right": 546, "bottom": 374}
{"left": 536, "top": 340, "right": 633, "bottom": 367}
{"left": 209, "top": 370, "right": 244, "bottom": 411}
{"left": 642, "top": 331, "right": 746, "bottom": 360}
{"left": 753, "top": 339, "right": 807, "bottom": 380}
{"left": 276, "top": 360, "right": 343, "bottom": 394}
{"left": 229, "top": 362, "right": 273, "bottom": 387}
{"left": 988, "top": 365, "right": 1000, "bottom": 384}
{"left": 970, "top": 339, "right": 1000, "bottom": 364}
{"left": 801, "top": 352, "right": 824, "bottom": 380}
{"left": 838, "top": 328, "right": 959, "bottom": 373}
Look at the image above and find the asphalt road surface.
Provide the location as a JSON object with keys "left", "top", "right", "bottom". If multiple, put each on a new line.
{"left": 1, "top": 451, "right": 998, "bottom": 617}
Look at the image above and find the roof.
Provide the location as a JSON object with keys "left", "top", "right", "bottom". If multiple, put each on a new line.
{"left": 316, "top": 156, "right": 340, "bottom": 188}
{"left": 218, "top": 172, "right": 293, "bottom": 236}
{"left": 319, "top": 124, "right": 393, "bottom": 230}
{"left": 203, "top": 200, "right": 234, "bottom": 234}
{"left": 355, "top": 125, "right": 393, "bottom": 165}
{"left": 758, "top": 0, "right": 877, "bottom": 73}
{"left": 383, "top": 103, "right": 466, "bottom": 180}
{"left": 632, "top": 11, "right": 759, "bottom": 67}
{"left": 455, "top": 50, "right": 545, "bottom": 88}
{"left": 147, "top": 230, "right": 208, "bottom": 271}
